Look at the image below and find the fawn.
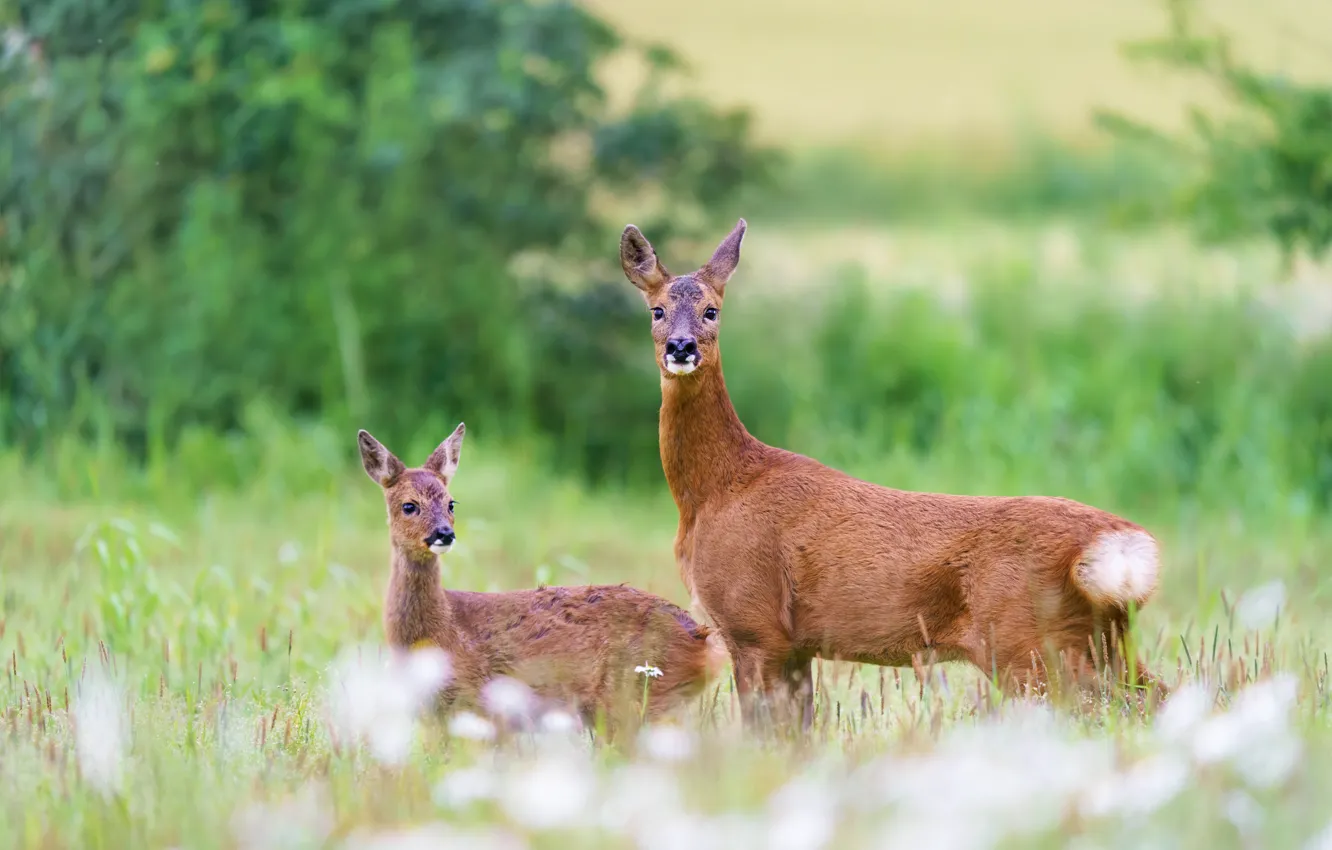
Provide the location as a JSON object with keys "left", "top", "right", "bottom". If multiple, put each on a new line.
{"left": 357, "top": 425, "right": 727, "bottom": 737}
{"left": 619, "top": 218, "right": 1165, "bottom": 731}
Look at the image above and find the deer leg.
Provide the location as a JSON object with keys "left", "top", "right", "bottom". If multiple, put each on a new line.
{"left": 726, "top": 641, "right": 766, "bottom": 731}
{"left": 779, "top": 655, "right": 815, "bottom": 733}
{"left": 747, "top": 653, "right": 811, "bottom": 733}
{"left": 730, "top": 645, "right": 811, "bottom": 735}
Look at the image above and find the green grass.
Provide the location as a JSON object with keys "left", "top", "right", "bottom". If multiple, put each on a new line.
{"left": 3, "top": 430, "right": 1332, "bottom": 848}
{"left": 6, "top": 224, "right": 1332, "bottom": 847}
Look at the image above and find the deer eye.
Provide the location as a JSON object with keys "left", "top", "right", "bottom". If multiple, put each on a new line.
{"left": 703, "top": 307, "right": 718, "bottom": 321}
{"left": 651, "top": 307, "right": 665, "bottom": 321}
{"left": 447, "top": 500, "right": 456, "bottom": 513}
{"left": 401, "top": 502, "right": 418, "bottom": 515}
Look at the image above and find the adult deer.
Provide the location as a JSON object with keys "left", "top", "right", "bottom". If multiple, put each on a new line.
{"left": 619, "top": 218, "right": 1163, "bottom": 731}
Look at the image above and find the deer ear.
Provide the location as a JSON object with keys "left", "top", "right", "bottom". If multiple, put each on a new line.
{"left": 424, "top": 422, "right": 465, "bottom": 484}
{"left": 358, "top": 429, "right": 405, "bottom": 486}
{"left": 620, "top": 225, "right": 670, "bottom": 296}
{"left": 700, "top": 218, "right": 746, "bottom": 292}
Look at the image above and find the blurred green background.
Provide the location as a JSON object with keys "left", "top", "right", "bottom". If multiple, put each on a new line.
{"left": 4, "top": 0, "right": 1331, "bottom": 499}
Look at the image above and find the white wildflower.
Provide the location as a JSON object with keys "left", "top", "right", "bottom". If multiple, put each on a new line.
{"left": 278, "top": 541, "right": 300, "bottom": 564}
{"left": 402, "top": 647, "right": 452, "bottom": 697}
{"left": 638, "top": 723, "right": 696, "bottom": 763}
{"left": 1224, "top": 790, "right": 1264, "bottom": 837}
{"left": 871, "top": 704, "right": 1112, "bottom": 846}
{"left": 231, "top": 783, "right": 332, "bottom": 850}
{"left": 877, "top": 817, "right": 993, "bottom": 850}
{"left": 73, "top": 667, "right": 128, "bottom": 798}
{"left": 343, "top": 822, "right": 525, "bottom": 850}
{"left": 766, "top": 775, "right": 838, "bottom": 850}
{"left": 481, "top": 675, "right": 537, "bottom": 722}
{"left": 449, "top": 712, "right": 497, "bottom": 742}
{"left": 598, "top": 763, "right": 683, "bottom": 837}
{"left": 1191, "top": 673, "right": 1300, "bottom": 786}
{"left": 499, "top": 755, "right": 595, "bottom": 830}
{"left": 538, "top": 709, "right": 581, "bottom": 737}
{"left": 1234, "top": 731, "right": 1301, "bottom": 788}
{"left": 635, "top": 664, "right": 664, "bottom": 678}
{"left": 433, "top": 764, "right": 499, "bottom": 809}
{"left": 1235, "top": 580, "right": 1286, "bottom": 630}
{"left": 637, "top": 811, "right": 762, "bottom": 850}
{"left": 1154, "top": 682, "right": 1213, "bottom": 744}
{"left": 1305, "top": 821, "right": 1332, "bottom": 850}
{"left": 1080, "top": 754, "right": 1190, "bottom": 819}
{"left": 325, "top": 645, "right": 451, "bottom": 767}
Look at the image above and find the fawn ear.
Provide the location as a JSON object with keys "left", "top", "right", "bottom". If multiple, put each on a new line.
{"left": 424, "top": 422, "right": 465, "bottom": 484}
{"left": 699, "top": 218, "right": 746, "bottom": 293}
{"left": 620, "top": 225, "right": 670, "bottom": 296}
{"left": 359, "top": 430, "right": 405, "bottom": 486}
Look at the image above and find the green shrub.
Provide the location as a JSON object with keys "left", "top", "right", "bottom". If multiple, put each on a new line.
{"left": 1097, "top": 0, "right": 1332, "bottom": 264}
{"left": 0, "top": 0, "right": 771, "bottom": 459}
{"left": 718, "top": 269, "right": 1332, "bottom": 515}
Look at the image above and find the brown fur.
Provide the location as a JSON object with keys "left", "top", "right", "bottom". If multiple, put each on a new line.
{"left": 620, "top": 219, "right": 1165, "bottom": 731}
{"left": 358, "top": 426, "right": 726, "bottom": 739}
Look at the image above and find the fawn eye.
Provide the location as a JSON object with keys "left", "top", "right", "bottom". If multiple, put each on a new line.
{"left": 447, "top": 500, "right": 456, "bottom": 513}
{"left": 651, "top": 307, "right": 665, "bottom": 321}
{"left": 401, "top": 502, "right": 418, "bottom": 515}
{"left": 703, "top": 307, "right": 718, "bottom": 321}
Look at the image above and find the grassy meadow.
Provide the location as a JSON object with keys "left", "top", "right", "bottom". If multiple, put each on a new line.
{"left": 6, "top": 0, "right": 1332, "bottom": 848}
{"left": 6, "top": 224, "right": 1332, "bottom": 848}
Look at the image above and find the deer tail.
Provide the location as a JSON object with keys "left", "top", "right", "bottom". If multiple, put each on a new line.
{"left": 1071, "top": 528, "right": 1161, "bottom": 609}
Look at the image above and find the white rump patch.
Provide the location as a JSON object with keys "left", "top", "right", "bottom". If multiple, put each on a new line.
{"left": 1076, "top": 529, "right": 1160, "bottom": 607}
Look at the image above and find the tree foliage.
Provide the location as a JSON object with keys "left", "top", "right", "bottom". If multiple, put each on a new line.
{"left": 0, "top": 0, "right": 771, "bottom": 477}
{"left": 1097, "top": 0, "right": 1332, "bottom": 264}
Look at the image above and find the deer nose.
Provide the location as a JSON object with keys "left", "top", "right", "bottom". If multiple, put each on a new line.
{"left": 424, "top": 527, "right": 455, "bottom": 548}
{"left": 665, "top": 337, "right": 697, "bottom": 361}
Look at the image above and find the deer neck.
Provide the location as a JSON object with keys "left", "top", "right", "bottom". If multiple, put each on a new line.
{"left": 385, "top": 547, "right": 458, "bottom": 649}
{"left": 659, "top": 360, "right": 756, "bottom": 511}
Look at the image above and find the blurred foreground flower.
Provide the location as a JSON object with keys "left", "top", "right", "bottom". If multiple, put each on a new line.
{"left": 638, "top": 723, "right": 696, "bottom": 763}
{"left": 1190, "top": 673, "right": 1301, "bottom": 787}
{"left": 343, "top": 822, "right": 526, "bottom": 850}
{"left": 481, "top": 675, "right": 537, "bottom": 724}
{"left": 868, "top": 704, "right": 1113, "bottom": 848}
{"left": 232, "top": 783, "right": 332, "bottom": 850}
{"left": 499, "top": 754, "right": 596, "bottom": 830}
{"left": 766, "top": 774, "right": 838, "bottom": 850}
{"left": 1235, "top": 580, "right": 1286, "bottom": 631}
{"left": 598, "top": 762, "right": 684, "bottom": 838}
{"left": 73, "top": 666, "right": 129, "bottom": 798}
{"left": 1080, "top": 754, "right": 1190, "bottom": 819}
{"left": 434, "top": 762, "right": 499, "bottom": 810}
{"left": 450, "top": 711, "right": 497, "bottom": 741}
{"left": 1305, "top": 821, "right": 1332, "bottom": 850}
{"left": 325, "top": 645, "right": 451, "bottom": 766}
{"left": 539, "top": 709, "right": 582, "bottom": 737}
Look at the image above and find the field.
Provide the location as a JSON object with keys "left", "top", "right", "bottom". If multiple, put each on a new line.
{"left": 5, "top": 0, "right": 1332, "bottom": 847}
{"left": 5, "top": 221, "right": 1332, "bottom": 848}
{"left": 586, "top": 0, "right": 1332, "bottom": 150}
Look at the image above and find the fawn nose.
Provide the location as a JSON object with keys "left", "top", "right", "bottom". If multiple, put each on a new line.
{"left": 424, "top": 527, "right": 455, "bottom": 548}
{"left": 665, "top": 337, "right": 697, "bottom": 362}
